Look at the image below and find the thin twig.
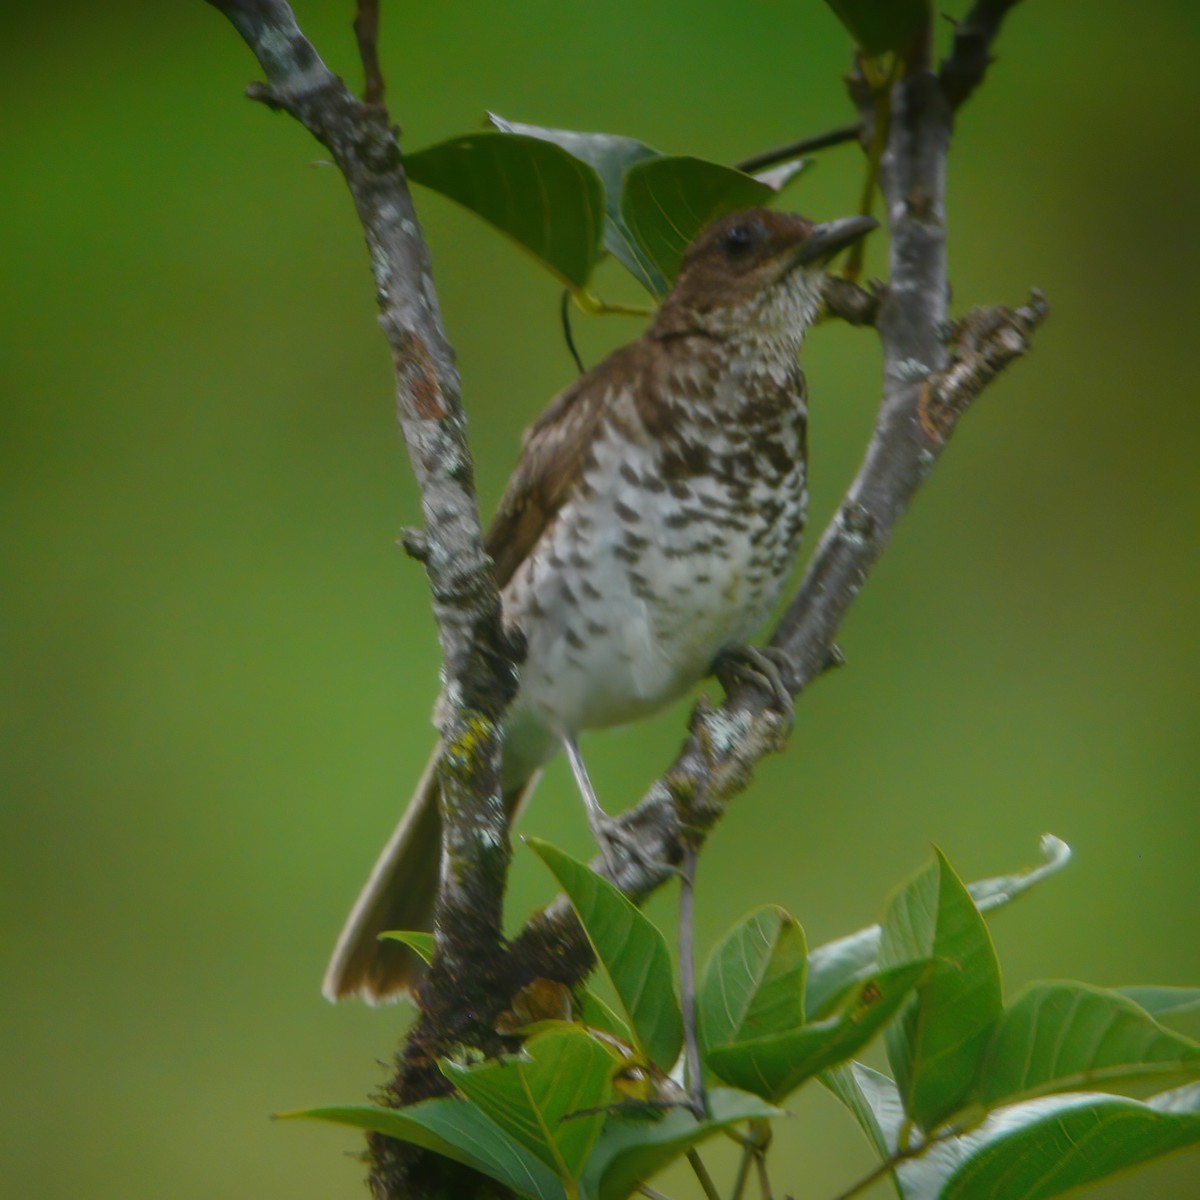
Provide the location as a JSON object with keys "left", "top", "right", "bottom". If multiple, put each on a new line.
{"left": 686, "top": 1149, "right": 722, "bottom": 1200}
{"left": 731, "top": 1145, "right": 754, "bottom": 1200}
{"left": 735, "top": 122, "right": 861, "bottom": 173}
{"left": 820, "top": 276, "right": 883, "bottom": 327}
{"left": 754, "top": 1148, "right": 775, "bottom": 1200}
{"left": 678, "top": 840, "right": 706, "bottom": 1118}
{"left": 940, "top": 0, "right": 1025, "bottom": 111}
{"left": 828, "top": 1128, "right": 959, "bottom": 1200}
{"left": 353, "top": 0, "right": 385, "bottom": 105}
{"left": 845, "top": 58, "right": 897, "bottom": 280}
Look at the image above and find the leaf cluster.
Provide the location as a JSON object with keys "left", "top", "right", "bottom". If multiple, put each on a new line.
{"left": 404, "top": 115, "right": 809, "bottom": 302}
{"left": 289, "top": 837, "right": 1200, "bottom": 1199}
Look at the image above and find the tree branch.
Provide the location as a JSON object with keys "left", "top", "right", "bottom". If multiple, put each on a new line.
{"left": 205, "top": 0, "right": 520, "bottom": 1187}
{"left": 940, "top": 0, "right": 1026, "bottom": 111}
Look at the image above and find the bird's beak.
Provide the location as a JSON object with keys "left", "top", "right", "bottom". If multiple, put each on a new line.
{"left": 795, "top": 214, "right": 878, "bottom": 265}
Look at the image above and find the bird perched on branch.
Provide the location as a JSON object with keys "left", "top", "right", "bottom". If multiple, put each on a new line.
{"left": 324, "top": 207, "right": 876, "bottom": 1003}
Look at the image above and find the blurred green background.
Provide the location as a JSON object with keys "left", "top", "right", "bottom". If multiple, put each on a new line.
{"left": 3, "top": 2, "right": 1198, "bottom": 1196}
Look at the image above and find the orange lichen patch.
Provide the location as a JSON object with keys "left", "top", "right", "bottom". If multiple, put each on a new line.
{"left": 399, "top": 332, "right": 445, "bottom": 420}
{"left": 917, "top": 378, "right": 952, "bottom": 445}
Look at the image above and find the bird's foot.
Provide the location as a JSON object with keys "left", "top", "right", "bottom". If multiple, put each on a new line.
{"left": 587, "top": 808, "right": 672, "bottom": 881}
{"left": 564, "top": 733, "right": 678, "bottom": 880}
{"left": 713, "top": 643, "right": 795, "bottom": 724}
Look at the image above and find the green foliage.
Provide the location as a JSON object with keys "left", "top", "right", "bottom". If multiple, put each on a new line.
{"left": 976, "top": 982, "right": 1200, "bottom": 1106}
{"left": 403, "top": 132, "right": 606, "bottom": 290}
{"left": 441, "top": 1023, "right": 619, "bottom": 1188}
{"left": 281, "top": 1096, "right": 567, "bottom": 1199}
{"left": 823, "top": 0, "right": 932, "bottom": 56}
{"left": 527, "top": 837, "right": 684, "bottom": 1070}
{"left": 937, "top": 1085, "right": 1200, "bottom": 1200}
{"left": 827, "top": 1064, "right": 1200, "bottom": 1200}
{"left": 406, "top": 116, "right": 809, "bottom": 299}
{"left": 880, "top": 848, "right": 1004, "bottom": 1132}
{"left": 618, "top": 156, "right": 779, "bottom": 287}
{"left": 298, "top": 841, "right": 1200, "bottom": 1198}
{"left": 376, "top": 929, "right": 435, "bottom": 963}
{"left": 804, "top": 834, "right": 1071, "bottom": 1020}
{"left": 697, "top": 905, "right": 807, "bottom": 1053}
{"left": 706, "top": 961, "right": 927, "bottom": 1103}
{"left": 581, "top": 1089, "right": 780, "bottom": 1200}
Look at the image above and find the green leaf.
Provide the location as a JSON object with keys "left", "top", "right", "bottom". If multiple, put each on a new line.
{"left": 1117, "top": 985, "right": 1200, "bottom": 1021}
{"left": 939, "top": 1083, "right": 1200, "bottom": 1200}
{"left": 706, "top": 962, "right": 927, "bottom": 1103}
{"left": 806, "top": 925, "right": 882, "bottom": 1022}
{"left": 805, "top": 836, "right": 1070, "bottom": 1021}
{"left": 698, "top": 905, "right": 807, "bottom": 1057}
{"left": 823, "top": 0, "right": 931, "bottom": 57}
{"left": 824, "top": 1067, "right": 1200, "bottom": 1200}
{"left": 377, "top": 929, "right": 434, "bottom": 964}
{"left": 440, "top": 1023, "right": 617, "bottom": 1186}
{"left": 581, "top": 1088, "right": 780, "bottom": 1200}
{"left": 280, "top": 1097, "right": 566, "bottom": 1200}
{"left": 527, "top": 839, "right": 684, "bottom": 1070}
{"left": 751, "top": 158, "right": 812, "bottom": 195}
{"left": 620, "top": 156, "right": 776, "bottom": 291}
{"left": 820, "top": 1062, "right": 980, "bottom": 1200}
{"left": 881, "top": 849, "right": 1003, "bottom": 1132}
{"left": 820, "top": 1063, "right": 906, "bottom": 1199}
{"left": 488, "top": 114, "right": 668, "bottom": 295}
{"left": 578, "top": 987, "right": 634, "bottom": 1046}
{"left": 404, "top": 131, "right": 605, "bottom": 289}
{"left": 978, "top": 981, "right": 1200, "bottom": 1107}
{"left": 967, "top": 834, "right": 1072, "bottom": 916}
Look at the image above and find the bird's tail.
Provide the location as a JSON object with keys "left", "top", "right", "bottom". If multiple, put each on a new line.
{"left": 322, "top": 745, "right": 538, "bottom": 1004}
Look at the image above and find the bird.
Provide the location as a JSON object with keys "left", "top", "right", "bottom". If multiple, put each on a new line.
{"left": 323, "top": 206, "right": 876, "bottom": 1003}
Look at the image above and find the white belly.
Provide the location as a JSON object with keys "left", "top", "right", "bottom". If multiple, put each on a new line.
{"left": 499, "top": 431, "right": 804, "bottom": 783}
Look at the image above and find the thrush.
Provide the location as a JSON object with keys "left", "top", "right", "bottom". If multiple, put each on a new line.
{"left": 324, "top": 207, "right": 876, "bottom": 1002}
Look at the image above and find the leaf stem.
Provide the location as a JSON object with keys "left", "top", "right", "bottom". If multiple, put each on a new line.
{"left": 686, "top": 1149, "right": 722, "bottom": 1200}
{"left": 731, "top": 1145, "right": 754, "bottom": 1200}
{"left": 572, "top": 290, "right": 655, "bottom": 318}
{"left": 845, "top": 59, "right": 897, "bottom": 281}
{"left": 560, "top": 290, "right": 586, "bottom": 374}
{"left": 828, "top": 1128, "right": 957, "bottom": 1200}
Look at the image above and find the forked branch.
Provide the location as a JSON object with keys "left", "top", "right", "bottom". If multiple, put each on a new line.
{"left": 207, "top": 3, "right": 1043, "bottom": 1198}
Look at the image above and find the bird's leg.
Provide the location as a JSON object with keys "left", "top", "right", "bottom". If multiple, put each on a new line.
{"left": 712, "top": 644, "right": 796, "bottom": 723}
{"left": 678, "top": 838, "right": 708, "bottom": 1120}
{"left": 562, "top": 734, "right": 653, "bottom": 876}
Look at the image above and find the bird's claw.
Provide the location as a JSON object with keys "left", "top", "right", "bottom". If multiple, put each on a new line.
{"left": 713, "top": 644, "right": 795, "bottom": 723}
{"left": 588, "top": 811, "right": 679, "bottom": 879}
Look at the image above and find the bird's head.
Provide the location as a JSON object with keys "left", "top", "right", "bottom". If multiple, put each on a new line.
{"left": 653, "top": 208, "right": 876, "bottom": 342}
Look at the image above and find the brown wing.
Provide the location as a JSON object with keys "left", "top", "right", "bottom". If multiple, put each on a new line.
{"left": 484, "top": 343, "right": 641, "bottom": 589}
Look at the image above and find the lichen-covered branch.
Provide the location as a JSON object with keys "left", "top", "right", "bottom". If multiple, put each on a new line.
{"left": 205, "top": 0, "right": 518, "bottom": 1108}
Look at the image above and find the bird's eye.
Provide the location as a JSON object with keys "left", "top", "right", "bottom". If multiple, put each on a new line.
{"left": 722, "top": 223, "right": 757, "bottom": 256}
